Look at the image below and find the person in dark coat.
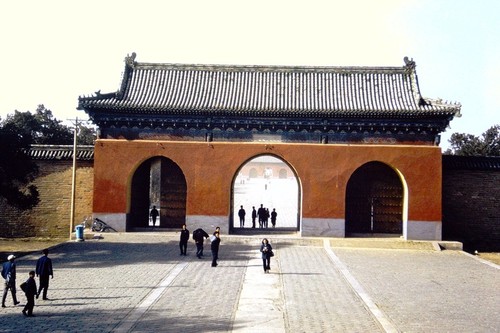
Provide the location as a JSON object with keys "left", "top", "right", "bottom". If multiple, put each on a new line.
{"left": 238, "top": 206, "right": 246, "bottom": 228}
{"left": 257, "top": 204, "right": 266, "bottom": 228}
{"left": 36, "top": 249, "right": 53, "bottom": 300}
{"left": 179, "top": 224, "right": 190, "bottom": 255}
{"left": 22, "top": 271, "right": 37, "bottom": 317}
{"left": 193, "top": 228, "right": 209, "bottom": 259}
{"left": 271, "top": 208, "right": 278, "bottom": 228}
{"left": 260, "top": 238, "right": 273, "bottom": 273}
{"left": 2, "top": 254, "right": 20, "bottom": 307}
{"left": 251, "top": 206, "right": 257, "bottom": 228}
{"left": 150, "top": 206, "right": 159, "bottom": 227}
{"left": 210, "top": 231, "right": 221, "bottom": 267}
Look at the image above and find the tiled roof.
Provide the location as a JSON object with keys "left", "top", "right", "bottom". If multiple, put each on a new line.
{"left": 28, "top": 145, "right": 94, "bottom": 161}
{"left": 442, "top": 155, "right": 500, "bottom": 170}
{"left": 78, "top": 54, "right": 461, "bottom": 119}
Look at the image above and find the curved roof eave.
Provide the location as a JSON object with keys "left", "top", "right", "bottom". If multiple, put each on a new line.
{"left": 77, "top": 54, "right": 461, "bottom": 122}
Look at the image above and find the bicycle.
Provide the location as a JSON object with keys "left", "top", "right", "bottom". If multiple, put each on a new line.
{"left": 80, "top": 216, "right": 117, "bottom": 232}
{"left": 91, "top": 218, "right": 117, "bottom": 232}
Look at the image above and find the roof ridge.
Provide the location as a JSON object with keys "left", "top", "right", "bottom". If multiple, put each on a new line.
{"left": 134, "top": 61, "right": 409, "bottom": 73}
{"left": 124, "top": 52, "right": 412, "bottom": 73}
{"left": 27, "top": 145, "right": 94, "bottom": 161}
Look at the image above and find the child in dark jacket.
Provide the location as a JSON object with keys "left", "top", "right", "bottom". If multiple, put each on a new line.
{"left": 22, "top": 271, "right": 37, "bottom": 317}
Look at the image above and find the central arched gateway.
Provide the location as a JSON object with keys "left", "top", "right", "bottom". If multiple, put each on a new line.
{"left": 345, "top": 161, "right": 404, "bottom": 236}
{"left": 231, "top": 155, "right": 301, "bottom": 232}
{"left": 128, "top": 156, "right": 187, "bottom": 230}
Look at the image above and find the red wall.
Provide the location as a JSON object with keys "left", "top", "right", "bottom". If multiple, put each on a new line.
{"left": 93, "top": 139, "right": 441, "bottom": 223}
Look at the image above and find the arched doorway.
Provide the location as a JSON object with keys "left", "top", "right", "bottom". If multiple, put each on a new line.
{"left": 128, "top": 156, "right": 187, "bottom": 230}
{"left": 231, "top": 155, "right": 300, "bottom": 232}
{"left": 345, "top": 161, "right": 403, "bottom": 235}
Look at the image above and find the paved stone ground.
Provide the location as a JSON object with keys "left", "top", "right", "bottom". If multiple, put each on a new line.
{"left": 331, "top": 247, "right": 500, "bottom": 332}
{"left": 0, "top": 232, "right": 498, "bottom": 333}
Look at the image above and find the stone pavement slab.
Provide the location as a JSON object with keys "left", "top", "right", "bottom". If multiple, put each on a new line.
{"left": 232, "top": 253, "right": 285, "bottom": 333}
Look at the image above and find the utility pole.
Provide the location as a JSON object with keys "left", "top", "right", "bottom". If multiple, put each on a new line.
{"left": 69, "top": 117, "right": 79, "bottom": 240}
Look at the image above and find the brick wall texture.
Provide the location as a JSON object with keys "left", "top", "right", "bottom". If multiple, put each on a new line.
{"left": 0, "top": 160, "right": 93, "bottom": 238}
{"left": 442, "top": 168, "right": 500, "bottom": 252}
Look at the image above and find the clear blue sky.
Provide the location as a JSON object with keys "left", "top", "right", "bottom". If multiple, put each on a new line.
{"left": 1, "top": 0, "right": 498, "bottom": 149}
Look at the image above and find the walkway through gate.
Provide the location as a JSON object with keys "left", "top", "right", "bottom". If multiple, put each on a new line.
{"left": 231, "top": 155, "right": 300, "bottom": 232}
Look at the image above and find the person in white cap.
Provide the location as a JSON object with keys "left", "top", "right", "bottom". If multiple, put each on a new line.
{"left": 2, "top": 254, "right": 20, "bottom": 307}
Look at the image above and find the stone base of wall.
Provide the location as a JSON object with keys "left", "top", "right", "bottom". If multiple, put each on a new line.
{"left": 301, "top": 218, "right": 442, "bottom": 240}
{"left": 301, "top": 218, "right": 345, "bottom": 237}
{"left": 186, "top": 215, "right": 228, "bottom": 234}
{"left": 405, "top": 220, "right": 442, "bottom": 241}
{"left": 92, "top": 213, "right": 126, "bottom": 232}
{"left": 88, "top": 214, "right": 229, "bottom": 234}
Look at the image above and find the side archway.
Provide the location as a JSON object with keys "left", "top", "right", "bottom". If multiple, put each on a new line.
{"left": 127, "top": 156, "right": 187, "bottom": 230}
{"left": 345, "top": 161, "right": 405, "bottom": 236}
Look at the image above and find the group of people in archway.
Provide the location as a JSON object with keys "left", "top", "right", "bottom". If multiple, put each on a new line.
{"left": 238, "top": 204, "right": 277, "bottom": 228}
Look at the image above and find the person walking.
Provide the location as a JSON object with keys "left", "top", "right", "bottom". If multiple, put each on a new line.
{"left": 36, "top": 249, "right": 53, "bottom": 300}
{"left": 21, "top": 271, "right": 37, "bottom": 317}
{"left": 179, "top": 224, "right": 190, "bottom": 255}
{"left": 271, "top": 208, "right": 278, "bottom": 228}
{"left": 238, "top": 205, "right": 246, "bottom": 228}
{"left": 192, "top": 228, "right": 209, "bottom": 259}
{"left": 210, "top": 231, "right": 221, "bottom": 267}
{"left": 150, "top": 206, "right": 159, "bottom": 227}
{"left": 2, "top": 254, "right": 20, "bottom": 307}
{"left": 251, "top": 206, "right": 257, "bottom": 228}
{"left": 260, "top": 238, "right": 273, "bottom": 273}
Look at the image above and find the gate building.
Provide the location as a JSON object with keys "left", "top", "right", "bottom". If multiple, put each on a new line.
{"left": 78, "top": 53, "right": 461, "bottom": 239}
